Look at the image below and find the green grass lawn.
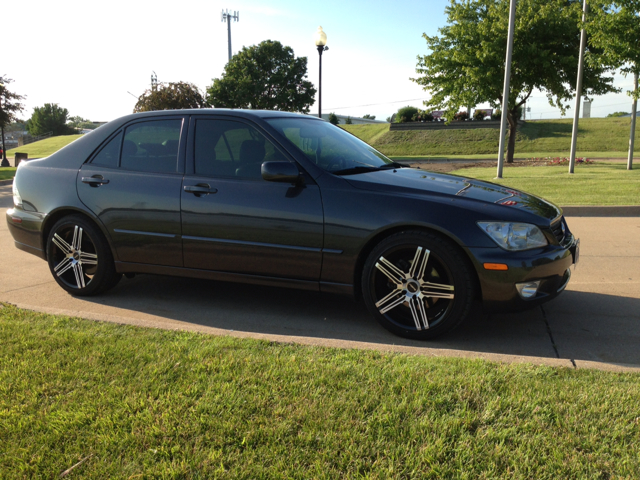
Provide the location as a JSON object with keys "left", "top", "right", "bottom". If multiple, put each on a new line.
{"left": 390, "top": 151, "right": 632, "bottom": 161}
{"left": 344, "top": 117, "right": 640, "bottom": 157}
{"left": 6, "top": 134, "right": 82, "bottom": 160}
{"left": 1, "top": 304, "right": 639, "bottom": 478}
{"left": 450, "top": 162, "right": 640, "bottom": 205}
{"left": 0, "top": 167, "right": 16, "bottom": 181}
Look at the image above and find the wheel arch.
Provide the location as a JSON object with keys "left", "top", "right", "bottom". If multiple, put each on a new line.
{"left": 42, "top": 208, "right": 117, "bottom": 261}
{"left": 353, "top": 224, "right": 482, "bottom": 302}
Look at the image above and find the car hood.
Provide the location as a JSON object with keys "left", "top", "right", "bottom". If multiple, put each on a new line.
{"left": 343, "top": 167, "right": 561, "bottom": 221}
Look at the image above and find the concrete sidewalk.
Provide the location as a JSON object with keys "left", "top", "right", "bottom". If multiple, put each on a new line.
{"left": 1, "top": 183, "right": 639, "bottom": 372}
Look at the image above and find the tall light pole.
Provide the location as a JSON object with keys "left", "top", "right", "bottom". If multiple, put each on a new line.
{"left": 628, "top": 71, "right": 638, "bottom": 170}
{"left": 315, "top": 26, "right": 328, "bottom": 119}
{"left": 222, "top": 10, "right": 239, "bottom": 62}
{"left": 569, "top": 0, "right": 588, "bottom": 174}
{"left": 496, "top": 0, "right": 516, "bottom": 179}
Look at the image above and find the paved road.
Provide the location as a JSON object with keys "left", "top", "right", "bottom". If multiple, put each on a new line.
{"left": 1, "top": 183, "right": 639, "bottom": 372}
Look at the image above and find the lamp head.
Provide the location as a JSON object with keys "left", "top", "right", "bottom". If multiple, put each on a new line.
{"left": 314, "top": 26, "right": 327, "bottom": 47}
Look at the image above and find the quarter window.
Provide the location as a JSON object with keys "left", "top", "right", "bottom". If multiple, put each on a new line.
{"left": 121, "top": 120, "right": 183, "bottom": 173}
{"left": 91, "top": 131, "right": 122, "bottom": 168}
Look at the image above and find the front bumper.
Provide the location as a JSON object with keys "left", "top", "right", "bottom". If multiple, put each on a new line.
{"left": 468, "top": 234, "right": 579, "bottom": 312}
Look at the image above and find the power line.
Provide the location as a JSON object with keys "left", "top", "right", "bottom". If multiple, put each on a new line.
{"left": 325, "top": 98, "right": 428, "bottom": 111}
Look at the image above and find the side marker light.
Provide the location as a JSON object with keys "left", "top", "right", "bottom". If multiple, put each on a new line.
{"left": 484, "top": 263, "right": 508, "bottom": 271}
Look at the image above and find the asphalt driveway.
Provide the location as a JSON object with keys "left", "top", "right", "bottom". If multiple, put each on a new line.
{"left": 1, "top": 183, "right": 639, "bottom": 372}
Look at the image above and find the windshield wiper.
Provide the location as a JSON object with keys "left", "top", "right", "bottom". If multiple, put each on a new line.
{"left": 332, "top": 166, "right": 381, "bottom": 176}
{"left": 332, "top": 162, "right": 404, "bottom": 176}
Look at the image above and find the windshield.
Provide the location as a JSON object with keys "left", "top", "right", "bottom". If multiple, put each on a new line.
{"left": 265, "top": 118, "right": 394, "bottom": 174}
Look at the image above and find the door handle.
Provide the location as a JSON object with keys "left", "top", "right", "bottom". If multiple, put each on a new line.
{"left": 82, "top": 175, "right": 110, "bottom": 187}
{"left": 184, "top": 184, "right": 218, "bottom": 196}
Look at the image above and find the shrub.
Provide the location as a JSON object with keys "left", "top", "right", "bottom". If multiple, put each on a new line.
{"left": 491, "top": 110, "right": 502, "bottom": 120}
{"left": 345, "top": 116, "right": 353, "bottom": 125}
{"left": 328, "top": 113, "right": 339, "bottom": 125}
{"left": 412, "top": 110, "right": 434, "bottom": 122}
{"left": 474, "top": 110, "right": 488, "bottom": 121}
{"left": 453, "top": 111, "right": 469, "bottom": 121}
{"left": 396, "top": 106, "right": 419, "bottom": 123}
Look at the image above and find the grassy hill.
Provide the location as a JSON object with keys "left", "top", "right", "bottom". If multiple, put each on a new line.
{"left": 7, "top": 134, "right": 82, "bottom": 159}
{"left": 4, "top": 118, "right": 639, "bottom": 162}
{"left": 343, "top": 118, "right": 640, "bottom": 158}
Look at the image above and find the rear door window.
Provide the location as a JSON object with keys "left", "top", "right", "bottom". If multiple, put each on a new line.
{"left": 121, "top": 120, "right": 183, "bottom": 173}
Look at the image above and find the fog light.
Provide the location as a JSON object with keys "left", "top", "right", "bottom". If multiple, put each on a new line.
{"left": 516, "top": 280, "right": 541, "bottom": 299}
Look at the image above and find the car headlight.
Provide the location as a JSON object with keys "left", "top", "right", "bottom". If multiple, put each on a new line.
{"left": 12, "top": 183, "right": 22, "bottom": 207}
{"left": 477, "top": 222, "right": 548, "bottom": 251}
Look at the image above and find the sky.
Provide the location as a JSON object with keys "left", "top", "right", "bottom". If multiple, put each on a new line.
{"left": 4, "top": 0, "right": 638, "bottom": 123}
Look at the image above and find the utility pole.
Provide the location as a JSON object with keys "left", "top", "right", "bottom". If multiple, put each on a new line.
{"left": 628, "top": 71, "right": 638, "bottom": 170}
{"left": 569, "top": 0, "right": 588, "bottom": 174}
{"left": 496, "top": 0, "right": 516, "bottom": 179}
{"left": 222, "top": 10, "right": 239, "bottom": 62}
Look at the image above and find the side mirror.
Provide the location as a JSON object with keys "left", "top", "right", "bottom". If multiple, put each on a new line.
{"left": 261, "top": 161, "right": 301, "bottom": 184}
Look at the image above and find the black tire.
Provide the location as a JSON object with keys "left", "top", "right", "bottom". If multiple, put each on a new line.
{"left": 361, "top": 231, "right": 475, "bottom": 340}
{"left": 46, "top": 215, "right": 121, "bottom": 296}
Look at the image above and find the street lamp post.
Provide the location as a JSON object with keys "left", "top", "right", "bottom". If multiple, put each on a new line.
{"left": 315, "top": 26, "right": 328, "bottom": 119}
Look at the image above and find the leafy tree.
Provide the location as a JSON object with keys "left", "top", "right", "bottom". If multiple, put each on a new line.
{"left": 0, "top": 76, "right": 25, "bottom": 165}
{"left": 607, "top": 111, "right": 630, "bottom": 117}
{"left": 362, "top": 114, "right": 376, "bottom": 119}
{"left": 134, "top": 82, "right": 206, "bottom": 112}
{"left": 412, "top": 0, "right": 617, "bottom": 162}
{"left": 345, "top": 116, "right": 353, "bottom": 125}
{"left": 207, "top": 40, "right": 316, "bottom": 113}
{"left": 26, "top": 104, "right": 75, "bottom": 137}
{"left": 328, "top": 112, "right": 339, "bottom": 125}
{"left": 586, "top": 0, "right": 640, "bottom": 100}
{"left": 586, "top": 1, "right": 640, "bottom": 166}
{"left": 396, "top": 106, "right": 419, "bottom": 123}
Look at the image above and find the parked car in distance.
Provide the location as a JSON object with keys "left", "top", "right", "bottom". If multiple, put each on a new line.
{"left": 6, "top": 109, "right": 579, "bottom": 339}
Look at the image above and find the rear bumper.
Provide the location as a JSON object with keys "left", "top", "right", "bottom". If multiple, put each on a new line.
{"left": 5, "top": 208, "right": 46, "bottom": 260}
{"left": 468, "top": 235, "right": 579, "bottom": 313}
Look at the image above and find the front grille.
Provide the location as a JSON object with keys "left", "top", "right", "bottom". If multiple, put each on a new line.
{"left": 550, "top": 217, "right": 566, "bottom": 244}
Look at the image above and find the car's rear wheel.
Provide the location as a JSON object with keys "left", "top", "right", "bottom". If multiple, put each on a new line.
{"left": 362, "top": 231, "right": 475, "bottom": 339}
{"left": 46, "top": 215, "right": 121, "bottom": 296}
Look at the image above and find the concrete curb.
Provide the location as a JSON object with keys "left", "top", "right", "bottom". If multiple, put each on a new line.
{"left": 561, "top": 205, "right": 640, "bottom": 217}
{"left": 0, "top": 179, "right": 13, "bottom": 186}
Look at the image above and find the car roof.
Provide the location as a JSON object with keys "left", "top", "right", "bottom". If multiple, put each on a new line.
{"left": 117, "top": 109, "right": 322, "bottom": 122}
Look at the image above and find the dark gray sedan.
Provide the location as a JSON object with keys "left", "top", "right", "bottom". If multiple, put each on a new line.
{"left": 6, "top": 109, "right": 579, "bottom": 339}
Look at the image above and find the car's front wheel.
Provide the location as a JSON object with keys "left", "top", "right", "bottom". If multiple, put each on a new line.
{"left": 46, "top": 215, "right": 121, "bottom": 296}
{"left": 362, "top": 231, "right": 475, "bottom": 339}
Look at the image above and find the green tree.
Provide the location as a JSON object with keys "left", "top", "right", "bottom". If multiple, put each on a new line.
{"left": 345, "top": 116, "right": 353, "bottom": 125}
{"left": 396, "top": 106, "right": 419, "bottom": 123}
{"left": 586, "top": 1, "right": 640, "bottom": 99}
{"left": 26, "top": 104, "right": 75, "bottom": 137}
{"left": 586, "top": 1, "right": 640, "bottom": 167}
{"left": 328, "top": 112, "right": 339, "bottom": 125}
{"left": 134, "top": 82, "right": 206, "bottom": 112}
{"left": 412, "top": 0, "right": 617, "bottom": 163}
{"left": 607, "top": 111, "right": 630, "bottom": 118}
{"left": 0, "top": 76, "right": 25, "bottom": 165}
{"left": 207, "top": 40, "right": 316, "bottom": 113}
{"left": 362, "top": 114, "right": 376, "bottom": 119}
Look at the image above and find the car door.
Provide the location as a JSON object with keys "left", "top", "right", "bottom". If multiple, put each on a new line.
{"left": 77, "top": 117, "right": 186, "bottom": 267}
{"left": 181, "top": 116, "right": 324, "bottom": 280}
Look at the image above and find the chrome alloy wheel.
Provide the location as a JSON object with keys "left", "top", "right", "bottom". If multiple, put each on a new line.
{"left": 372, "top": 245, "right": 455, "bottom": 331}
{"left": 50, "top": 225, "right": 98, "bottom": 289}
